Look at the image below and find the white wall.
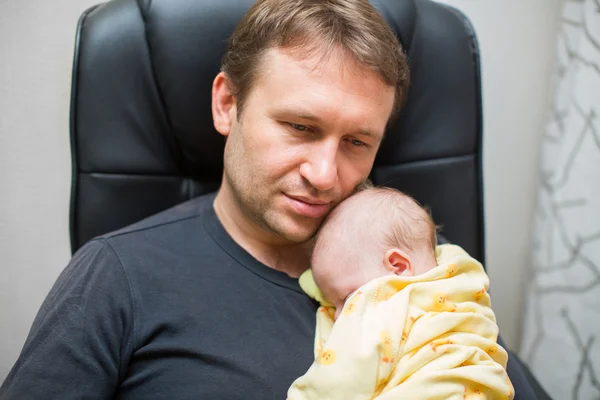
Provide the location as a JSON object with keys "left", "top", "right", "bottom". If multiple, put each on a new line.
{"left": 0, "top": 0, "right": 100, "bottom": 383}
{"left": 0, "top": 0, "right": 562, "bottom": 384}
{"left": 434, "top": 0, "right": 563, "bottom": 350}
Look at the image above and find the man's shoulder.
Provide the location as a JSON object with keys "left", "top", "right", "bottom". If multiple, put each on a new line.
{"left": 68, "top": 192, "right": 222, "bottom": 291}
{"left": 98, "top": 192, "right": 216, "bottom": 245}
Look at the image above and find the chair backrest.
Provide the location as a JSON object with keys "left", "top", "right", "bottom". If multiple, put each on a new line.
{"left": 69, "top": 0, "right": 485, "bottom": 262}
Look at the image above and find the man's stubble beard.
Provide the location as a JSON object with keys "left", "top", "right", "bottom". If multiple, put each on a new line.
{"left": 223, "top": 122, "right": 317, "bottom": 243}
{"left": 222, "top": 121, "right": 368, "bottom": 244}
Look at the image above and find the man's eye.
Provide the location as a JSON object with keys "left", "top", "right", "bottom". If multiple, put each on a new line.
{"left": 291, "top": 123, "right": 309, "bottom": 132}
{"left": 350, "top": 139, "right": 366, "bottom": 147}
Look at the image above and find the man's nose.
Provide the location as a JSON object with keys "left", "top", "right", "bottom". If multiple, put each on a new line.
{"left": 299, "top": 141, "right": 338, "bottom": 192}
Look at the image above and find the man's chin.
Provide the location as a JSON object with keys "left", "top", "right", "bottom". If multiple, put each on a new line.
{"left": 285, "top": 232, "right": 317, "bottom": 244}
{"left": 269, "top": 220, "right": 320, "bottom": 244}
{"left": 262, "top": 205, "right": 325, "bottom": 243}
{"left": 275, "top": 227, "right": 318, "bottom": 244}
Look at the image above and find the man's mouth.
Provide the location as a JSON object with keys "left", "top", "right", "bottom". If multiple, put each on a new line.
{"left": 284, "top": 194, "right": 332, "bottom": 219}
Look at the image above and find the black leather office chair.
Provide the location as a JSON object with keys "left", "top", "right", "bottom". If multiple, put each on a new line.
{"left": 69, "top": 0, "right": 486, "bottom": 257}
{"left": 68, "top": 0, "right": 550, "bottom": 397}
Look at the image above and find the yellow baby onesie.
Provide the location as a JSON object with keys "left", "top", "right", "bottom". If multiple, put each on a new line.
{"left": 288, "top": 244, "right": 514, "bottom": 400}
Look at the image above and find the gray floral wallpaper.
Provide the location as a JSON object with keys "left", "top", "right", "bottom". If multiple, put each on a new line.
{"left": 520, "top": 1, "right": 600, "bottom": 399}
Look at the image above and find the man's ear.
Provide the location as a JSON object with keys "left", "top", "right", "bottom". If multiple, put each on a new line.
{"left": 212, "top": 72, "right": 237, "bottom": 137}
{"left": 383, "top": 248, "right": 414, "bottom": 276}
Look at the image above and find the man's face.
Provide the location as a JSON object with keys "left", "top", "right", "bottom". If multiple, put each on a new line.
{"left": 216, "top": 46, "right": 395, "bottom": 244}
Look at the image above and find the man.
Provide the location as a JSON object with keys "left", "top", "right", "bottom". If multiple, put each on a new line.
{"left": 1, "top": 0, "right": 542, "bottom": 398}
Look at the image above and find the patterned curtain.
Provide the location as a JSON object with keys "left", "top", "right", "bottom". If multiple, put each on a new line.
{"left": 520, "top": 1, "right": 600, "bottom": 399}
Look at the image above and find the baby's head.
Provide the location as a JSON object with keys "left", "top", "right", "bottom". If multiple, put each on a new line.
{"left": 311, "top": 186, "right": 438, "bottom": 317}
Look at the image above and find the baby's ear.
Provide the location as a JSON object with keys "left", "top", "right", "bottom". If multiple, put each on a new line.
{"left": 383, "top": 248, "right": 414, "bottom": 276}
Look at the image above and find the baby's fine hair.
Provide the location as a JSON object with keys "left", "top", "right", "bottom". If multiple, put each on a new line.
{"left": 312, "top": 183, "right": 438, "bottom": 264}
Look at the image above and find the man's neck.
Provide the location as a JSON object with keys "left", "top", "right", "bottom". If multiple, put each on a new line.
{"left": 213, "top": 189, "right": 312, "bottom": 278}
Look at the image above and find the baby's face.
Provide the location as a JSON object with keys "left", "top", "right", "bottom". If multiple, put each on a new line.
{"left": 312, "top": 243, "right": 437, "bottom": 319}
{"left": 312, "top": 248, "right": 383, "bottom": 319}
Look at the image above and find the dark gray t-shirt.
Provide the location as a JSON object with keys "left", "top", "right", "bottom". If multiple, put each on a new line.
{"left": 1, "top": 193, "right": 542, "bottom": 399}
{"left": 1, "top": 193, "right": 317, "bottom": 399}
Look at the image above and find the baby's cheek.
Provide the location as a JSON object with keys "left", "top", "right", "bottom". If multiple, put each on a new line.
{"left": 334, "top": 306, "right": 342, "bottom": 320}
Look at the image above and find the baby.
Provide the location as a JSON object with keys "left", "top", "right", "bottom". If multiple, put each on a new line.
{"left": 288, "top": 186, "right": 514, "bottom": 400}
{"left": 311, "top": 185, "right": 439, "bottom": 319}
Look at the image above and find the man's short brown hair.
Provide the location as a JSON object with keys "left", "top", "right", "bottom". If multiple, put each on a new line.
{"left": 221, "top": 0, "right": 410, "bottom": 119}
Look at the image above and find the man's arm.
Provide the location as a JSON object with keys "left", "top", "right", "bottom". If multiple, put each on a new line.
{"left": 0, "top": 239, "right": 135, "bottom": 399}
